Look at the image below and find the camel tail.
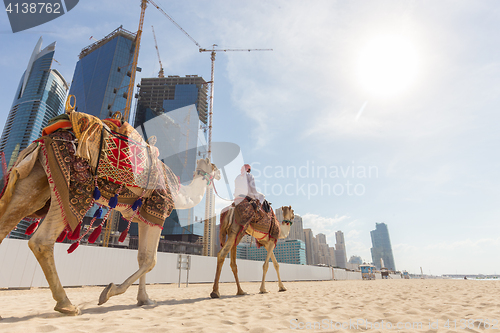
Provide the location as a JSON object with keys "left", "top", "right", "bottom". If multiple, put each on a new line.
{"left": 0, "top": 143, "right": 41, "bottom": 220}
{"left": 0, "top": 171, "right": 20, "bottom": 220}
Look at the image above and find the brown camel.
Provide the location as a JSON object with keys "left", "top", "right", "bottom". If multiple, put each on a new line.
{"left": 0, "top": 114, "right": 220, "bottom": 315}
{"left": 210, "top": 204, "right": 294, "bottom": 298}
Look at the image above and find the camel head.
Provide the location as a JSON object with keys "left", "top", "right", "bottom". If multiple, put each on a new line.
{"left": 278, "top": 205, "right": 295, "bottom": 239}
{"left": 195, "top": 158, "right": 221, "bottom": 185}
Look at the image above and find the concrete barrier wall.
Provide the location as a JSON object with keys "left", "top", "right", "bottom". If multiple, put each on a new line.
{"left": 332, "top": 268, "right": 362, "bottom": 280}
{"left": 0, "top": 239, "right": 333, "bottom": 288}
{"left": 1, "top": 239, "right": 401, "bottom": 288}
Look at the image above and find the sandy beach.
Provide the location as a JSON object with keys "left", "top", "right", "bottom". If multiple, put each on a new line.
{"left": 0, "top": 279, "right": 499, "bottom": 332}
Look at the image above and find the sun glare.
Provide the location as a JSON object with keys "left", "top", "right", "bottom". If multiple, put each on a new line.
{"left": 357, "top": 35, "right": 419, "bottom": 98}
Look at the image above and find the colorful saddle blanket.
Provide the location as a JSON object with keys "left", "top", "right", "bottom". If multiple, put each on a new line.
{"left": 69, "top": 112, "right": 167, "bottom": 190}
{"left": 38, "top": 114, "right": 179, "bottom": 231}
{"left": 231, "top": 196, "right": 281, "bottom": 243}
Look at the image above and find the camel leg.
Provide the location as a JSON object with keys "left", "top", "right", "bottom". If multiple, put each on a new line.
{"left": 137, "top": 221, "right": 156, "bottom": 306}
{"left": 270, "top": 250, "right": 286, "bottom": 292}
{"left": 259, "top": 241, "right": 275, "bottom": 294}
{"left": 230, "top": 243, "right": 247, "bottom": 296}
{"left": 99, "top": 222, "right": 161, "bottom": 306}
{"left": 2, "top": 161, "right": 76, "bottom": 315}
{"left": 28, "top": 203, "right": 78, "bottom": 315}
{"left": 210, "top": 232, "right": 237, "bottom": 298}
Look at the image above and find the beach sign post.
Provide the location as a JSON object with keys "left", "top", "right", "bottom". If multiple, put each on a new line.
{"left": 177, "top": 254, "right": 191, "bottom": 287}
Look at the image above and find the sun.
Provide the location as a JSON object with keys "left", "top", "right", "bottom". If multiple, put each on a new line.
{"left": 357, "top": 35, "right": 419, "bottom": 98}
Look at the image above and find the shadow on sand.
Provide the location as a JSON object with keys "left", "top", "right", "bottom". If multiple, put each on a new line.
{"left": 0, "top": 293, "right": 252, "bottom": 323}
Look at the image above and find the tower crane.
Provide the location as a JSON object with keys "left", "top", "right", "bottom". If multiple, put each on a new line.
{"left": 124, "top": 0, "right": 273, "bottom": 158}
{"left": 141, "top": 6, "right": 273, "bottom": 257}
{"left": 123, "top": 0, "right": 147, "bottom": 123}
{"left": 198, "top": 46, "right": 272, "bottom": 159}
{"left": 151, "top": 25, "right": 164, "bottom": 78}
{"left": 117, "top": 0, "right": 272, "bottom": 256}
{"left": 123, "top": 0, "right": 198, "bottom": 121}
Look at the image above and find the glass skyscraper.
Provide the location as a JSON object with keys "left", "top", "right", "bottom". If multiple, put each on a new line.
{"left": 133, "top": 75, "right": 209, "bottom": 243}
{"left": 0, "top": 37, "right": 68, "bottom": 238}
{"left": 370, "top": 222, "right": 396, "bottom": 271}
{"left": 68, "top": 26, "right": 136, "bottom": 120}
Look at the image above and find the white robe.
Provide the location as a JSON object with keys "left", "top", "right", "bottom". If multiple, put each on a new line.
{"left": 234, "top": 172, "right": 265, "bottom": 202}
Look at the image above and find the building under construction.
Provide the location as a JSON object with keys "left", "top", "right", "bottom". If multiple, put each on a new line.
{"left": 132, "top": 75, "right": 210, "bottom": 254}
{"left": 134, "top": 75, "right": 207, "bottom": 126}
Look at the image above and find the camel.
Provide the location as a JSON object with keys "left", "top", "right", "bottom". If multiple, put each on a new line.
{"left": 210, "top": 204, "right": 294, "bottom": 298}
{"left": 0, "top": 112, "right": 220, "bottom": 316}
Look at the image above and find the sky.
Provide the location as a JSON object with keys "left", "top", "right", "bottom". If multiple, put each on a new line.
{"left": 1, "top": 0, "right": 500, "bottom": 275}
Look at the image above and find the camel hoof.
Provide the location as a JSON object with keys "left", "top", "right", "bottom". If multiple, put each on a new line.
{"left": 137, "top": 298, "right": 156, "bottom": 306}
{"left": 236, "top": 290, "right": 248, "bottom": 296}
{"left": 259, "top": 290, "right": 269, "bottom": 294}
{"left": 279, "top": 287, "right": 287, "bottom": 292}
{"left": 210, "top": 291, "right": 220, "bottom": 298}
{"left": 54, "top": 302, "right": 80, "bottom": 316}
{"left": 98, "top": 283, "right": 116, "bottom": 305}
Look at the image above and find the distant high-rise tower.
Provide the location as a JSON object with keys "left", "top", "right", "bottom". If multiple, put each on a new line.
{"left": 303, "top": 228, "right": 314, "bottom": 265}
{"left": 370, "top": 222, "right": 396, "bottom": 271}
{"left": 334, "top": 231, "right": 347, "bottom": 269}
{"left": 274, "top": 210, "right": 305, "bottom": 243}
{"left": 69, "top": 26, "right": 136, "bottom": 120}
{"left": 316, "top": 233, "right": 327, "bottom": 244}
{"left": 0, "top": 37, "right": 68, "bottom": 238}
{"left": 133, "top": 75, "right": 209, "bottom": 247}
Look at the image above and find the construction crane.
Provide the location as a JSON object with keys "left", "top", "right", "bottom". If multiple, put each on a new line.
{"left": 117, "top": 0, "right": 272, "bottom": 255}
{"left": 146, "top": 0, "right": 202, "bottom": 48}
{"left": 198, "top": 45, "right": 272, "bottom": 159}
{"left": 123, "top": 0, "right": 196, "bottom": 120}
{"left": 104, "top": 0, "right": 195, "bottom": 247}
{"left": 104, "top": 0, "right": 147, "bottom": 247}
{"left": 143, "top": 0, "right": 273, "bottom": 158}
{"left": 123, "top": 0, "right": 148, "bottom": 123}
{"left": 197, "top": 45, "right": 272, "bottom": 256}
{"left": 151, "top": 25, "right": 164, "bottom": 78}
{"left": 143, "top": 10, "right": 273, "bottom": 256}
{"left": 125, "top": 0, "right": 273, "bottom": 158}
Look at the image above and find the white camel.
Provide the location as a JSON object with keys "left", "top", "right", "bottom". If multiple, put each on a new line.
{"left": 0, "top": 134, "right": 219, "bottom": 316}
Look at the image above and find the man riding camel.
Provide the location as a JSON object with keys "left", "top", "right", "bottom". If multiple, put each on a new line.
{"left": 233, "top": 164, "right": 265, "bottom": 205}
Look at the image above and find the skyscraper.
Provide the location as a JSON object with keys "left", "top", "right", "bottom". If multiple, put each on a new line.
{"left": 0, "top": 37, "right": 68, "bottom": 238}
{"left": 275, "top": 209, "right": 303, "bottom": 242}
{"left": 68, "top": 26, "right": 136, "bottom": 120}
{"left": 285, "top": 214, "right": 305, "bottom": 243}
{"left": 303, "top": 228, "right": 314, "bottom": 265}
{"left": 133, "top": 75, "right": 209, "bottom": 245}
{"left": 316, "top": 233, "right": 327, "bottom": 244}
{"left": 370, "top": 222, "right": 396, "bottom": 271}
{"left": 65, "top": 27, "right": 138, "bottom": 246}
{"left": 334, "top": 231, "right": 347, "bottom": 269}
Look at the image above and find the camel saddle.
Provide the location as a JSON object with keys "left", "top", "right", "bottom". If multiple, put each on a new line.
{"left": 222, "top": 196, "right": 281, "bottom": 244}
{"left": 32, "top": 112, "right": 180, "bottom": 231}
